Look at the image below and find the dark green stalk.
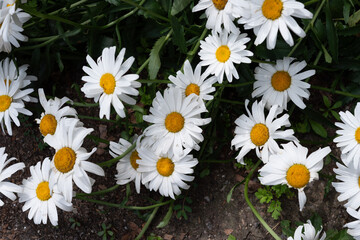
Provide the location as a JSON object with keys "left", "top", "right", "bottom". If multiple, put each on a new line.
{"left": 98, "top": 142, "right": 136, "bottom": 167}
{"left": 135, "top": 198, "right": 163, "bottom": 240}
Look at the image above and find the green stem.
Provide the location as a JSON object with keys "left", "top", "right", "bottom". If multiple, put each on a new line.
{"left": 218, "top": 99, "right": 244, "bottom": 105}
{"left": 135, "top": 198, "right": 163, "bottom": 240}
{"left": 187, "top": 28, "right": 208, "bottom": 63}
{"left": 244, "top": 160, "right": 282, "bottom": 240}
{"left": 311, "top": 85, "right": 360, "bottom": 98}
{"left": 288, "top": 0, "right": 326, "bottom": 57}
{"left": 98, "top": 142, "right": 136, "bottom": 167}
{"left": 120, "top": 0, "right": 169, "bottom": 22}
{"left": 76, "top": 185, "right": 120, "bottom": 197}
{"left": 304, "top": 0, "right": 321, "bottom": 6}
{"left": 138, "top": 79, "right": 171, "bottom": 84}
{"left": 78, "top": 115, "right": 118, "bottom": 123}
{"left": 71, "top": 101, "right": 99, "bottom": 107}
{"left": 202, "top": 158, "right": 235, "bottom": 163}
{"left": 214, "top": 81, "right": 254, "bottom": 88}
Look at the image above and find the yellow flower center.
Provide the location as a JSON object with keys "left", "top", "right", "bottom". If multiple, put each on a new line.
{"left": 36, "top": 181, "right": 51, "bottom": 201}
{"left": 39, "top": 114, "right": 57, "bottom": 136}
{"left": 212, "top": 0, "right": 228, "bottom": 10}
{"left": 262, "top": 0, "right": 283, "bottom": 20}
{"left": 215, "top": 45, "right": 231, "bottom": 63}
{"left": 156, "top": 157, "right": 175, "bottom": 177}
{"left": 286, "top": 164, "right": 310, "bottom": 189}
{"left": 250, "top": 123, "right": 269, "bottom": 146}
{"left": 165, "top": 112, "right": 185, "bottom": 133}
{"left": 355, "top": 128, "right": 360, "bottom": 144}
{"left": 54, "top": 147, "right": 76, "bottom": 173}
{"left": 271, "top": 71, "right": 291, "bottom": 92}
{"left": 0, "top": 95, "right": 12, "bottom": 112}
{"left": 100, "top": 73, "right": 116, "bottom": 95}
{"left": 130, "top": 150, "right": 141, "bottom": 170}
{"left": 185, "top": 83, "right": 200, "bottom": 97}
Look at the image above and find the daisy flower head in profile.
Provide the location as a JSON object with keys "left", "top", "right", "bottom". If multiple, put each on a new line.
{"left": 0, "top": 3, "right": 31, "bottom": 53}
{"left": 259, "top": 141, "right": 331, "bottom": 211}
{"left": 19, "top": 158, "right": 72, "bottom": 226}
{"left": 36, "top": 88, "right": 77, "bottom": 137}
{"left": 345, "top": 207, "right": 360, "bottom": 239}
{"left": 238, "top": 0, "right": 313, "bottom": 50}
{"left": 0, "top": 74, "right": 34, "bottom": 136}
{"left": 168, "top": 60, "right": 217, "bottom": 102}
{"left": 44, "top": 118, "right": 105, "bottom": 202}
{"left": 137, "top": 147, "right": 198, "bottom": 199}
{"left": 0, "top": 147, "right": 24, "bottom": 206}
{"left": 332, "top": 160, "right": 360, "bottom": 210}
{"left": 287, "top": 220, "right": 326, "bottom": 240}
{"left": 81, "top": 46, "right": 141, "bottom": 119}
{"left": 231, "top": 99, "right": 296, "bottom": 164}
{"left": 143, "top": 87, "right": 211, "bottom": 157}
{"left": 333, "top": 103, "right": 360, "bottom": 167}
{"left": 192, "top": 0, "right": 245, "bottom": 34}
{"left": 198, "top": 30, "right": 253, "bottom": 84}
{"left": 110, "top": 135, "right": 144, "bottom": 193}
{"left": 252, "top": 57, "right": 314, "bottom": 110}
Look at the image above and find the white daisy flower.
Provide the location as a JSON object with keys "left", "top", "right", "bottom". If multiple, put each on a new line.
{"left": 81, "top": 46, "right": 141, "bottom": 119}
{"left": 143, "top": 87, "right": 211, "bottom": 157}
{"left": 44, "top": 118, "right": 105, "bottom": 202}
{"left": 0, "top": 76, "right": 33, "bottom": 136}
{"left": 198, "top": 30, "right": 253, "bottom": 83}
{"left": 259, "top": 141, "right": 331, "bottom": 211}
{"left": 18, "top": 158, "right": 72, "bottom": 226}
{"left": 168, "top": 60, "right": 217, "bottom": 101}
{"left": 231, "top": 99, "right": 296, "bottom": 164}
{"left": 110, "top": 136, "right": 143, "bottom": 193}
{"left": 0, "top": 147, "right": 24, "bottom": 206}
{"left": 333, "top": 160, "right": 360, "bottom": 210}
{"left": 0, "top": 6, "right": 31, "bottom": 53}
{"left": 252, "top": 57, "right": 315, "bottom": 110}
{"left": 192, "top": 0, "right": 243, "bottom": 34}
{"left": 333, "top": 103, "right": 360, "bottom": 167}
{"left": 345, "top": 207, "right": 360, "bottom": 240}
{"left": 287, "top": 220, "right": 326, "bottom": 240}
{"left": 0, "top": 58, "right": 38, "bottom": 103}
{"left": 35, "top": 88, "right": 77, "bottom": 137}
{"left": 239, "top": 0, "right": 313, "bottom": 50}
{"left": 137, "top": 147, "right": 198, "bottom": 199}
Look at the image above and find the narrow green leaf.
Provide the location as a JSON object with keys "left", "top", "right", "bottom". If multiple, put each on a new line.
{"left": 309, "top": 119, "right": 328, "bottom": 138}
{"left": 326, "top": 0, "right": 339, "bottom": 62}
{"left": 170, "top": 16, "right": 187, "bottom": 53}
{"left": 156, "top": 203, "right": 173, "bottom": 228}
{"left": 226, "top": 182, "right": 243, "bottom": 203}
{"left": 227, "top": 235, "right": 236, "bottom": 240}
{"left": 322, "top": 95, "right": 331, "bottom": 108}
{"left": 171, "top": 0, "right": 192, "bottom": 15}
{"left": 149, "top": 36, "right": 167, "bottom": 79}
{"left": 105, "top": 0, "right": 120, "bottom": 6}
{"left": 343, "top": 1, "right": 351, "bottom": 23}
{"left": 349, "top": 9, "right": 360, "bottom": 26}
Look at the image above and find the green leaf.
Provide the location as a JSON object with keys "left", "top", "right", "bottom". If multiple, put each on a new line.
{"left": 281, "top": 220, "right": 294, "bottom": 237}
{"left": 105, "top": 0, "right": 120, "bottom": 6}
{"left": 227, "top": 182, "right": 243, "bottom": 203}
{"left": 171, "top": 0, "right": 192, "bottom": 15}
{"left": 200, "top": 168, "right": 210, "bottom": 178}
{"left": 310, "top": 214, "right": 323, "bottom": 232}
{"left": 255, "top": 188, "right": 273, "bottom": 204}
{"left": 184, "top": 205, "right": 192, "bottom": 213}
{"left": 330, "top": 110, "right": 340, "bottom": 120}
{"left": 326, "top": 0, "right": 339, "bottom": 62}
{"left": 170, "top": 16, "right": 187, "bottom": 53}
{"left": 332, "top": 101, "right": 343, "bottom": 109}
{"left": 268, "top": 200, "right": 282, "bottom": 220}
{"left": 309, "top": 119, "right": 327, "bottom": 138}
{"left": 322, "top": 95, "right": 331, "bottom": 108}
{"left": 343, "top": 1, "right": 351, "bottom": 24}
{"left": 157, "top": 203, "right": 173, "bottom": 228}
{"left": 227, "top": 235, "right": 236, "bottom": 240}
{"left": 349, "top": 9, "right": 360, "bottom": 26}
{"left": 149, "top": 36, "right": 167, "bottom": 79}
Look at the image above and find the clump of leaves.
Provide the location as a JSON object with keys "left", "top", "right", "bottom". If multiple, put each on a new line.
{"left": 174, "top": 195, "right": 192, "bottom": 220}
{"left": 98, "top": 223, "right": 114, "bottom": 240}
{"left": 255, "top": 185, "right": 294, "bottom": 220}
{"left": 69, "top": 217, "right": 81, "bottom": 229}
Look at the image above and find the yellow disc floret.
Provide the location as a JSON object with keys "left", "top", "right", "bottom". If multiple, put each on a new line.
{"left": 271, "top": 71, "right": 291, "bottom": 92}
{"left": 130, "top": 150, "right": 141, "bottom": 170}
{"left": 165, "top": 112, "right": 185, "bottom": 133}
{"left": 4, "top": 79, "right": 11, "bottom": 85}
{"left": 216, "top": 45, "right": 231, "bottom": 63}
{"left": 156, "top": 157, "right": 175, "bottom": 177}
{"left": 250, "top": 123, "right": 269, "bottom": 146}
{"left": 54, "top": 147, "right": 76, "bottom": 173}
{"left": 100, "top": 73, "right": 116, "bottom": 94}
{"left": 286, "top": 164, "right": 310, "bottom": 189}
{"left": 185, "top": 83, "right": 200, "bottom": 97}
{"left": 39, "top": 114, "right": 57, "bottom": 136}
{"left": 358, "top": 176, "right": 360, "bottom": 188}
{"left": 212, "top": 0, "right": 228, "bottom": 10}
{"left": 36, "top": 181, "right": 51, "bottom": 201}
{"left": 0, "top": 95, "right": 11, "bottom": 112}
{"left": 262, "top": 0, "right": 283, "bottom": 20}
{"left": 355, "top": 127, "right": 360, "bottom": 143}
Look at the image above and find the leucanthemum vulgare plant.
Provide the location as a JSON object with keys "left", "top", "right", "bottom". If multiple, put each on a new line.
{"left": 1, "top": 0, "right": 360, "bottom": 238}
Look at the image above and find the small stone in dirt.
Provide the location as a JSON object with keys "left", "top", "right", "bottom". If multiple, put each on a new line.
{"left": 164, "top": 234, "right": 173, "bottom": 240}
{"left": 224, "top": 228, "right": 233, "bottom": 235}
{"left": 235, "top": 174, "right": 244, "bottom": 182}
{"left": 204, "top": 196, "right": 210, "bottom": 203}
